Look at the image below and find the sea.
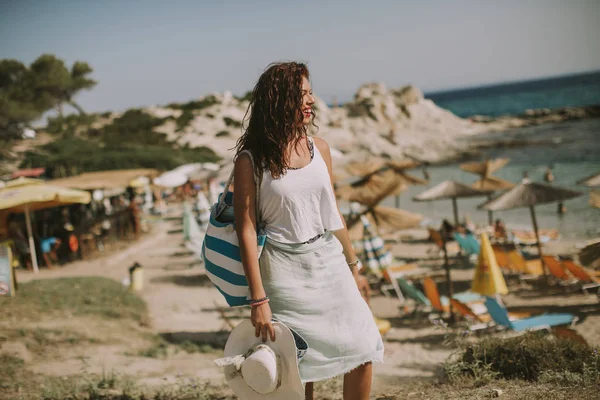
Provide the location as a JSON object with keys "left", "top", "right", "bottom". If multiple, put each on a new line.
{"left": 384, "top": 71, "right": 600, "bottom": 240}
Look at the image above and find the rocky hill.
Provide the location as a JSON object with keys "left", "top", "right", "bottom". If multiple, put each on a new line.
{"left": 135, "top": 83, "right": 484, "bottom": 164}
{"left": 5, "top": 82, "right": 599, "bottom": 177}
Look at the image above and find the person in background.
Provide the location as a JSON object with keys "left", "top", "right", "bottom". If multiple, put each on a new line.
{"left": 544, "top": 164, "right": 554, "bottom": 183}
{"left": 494, "top": 218, "right": 508, "bottom": 240}
{"left": 440, "top": 219, "right": 455, "bottom": 242}
{"left": 7, "top": 214, "right": 32, "bottom": 270}
{"left": 40, "top": 236, "right": 61, "bottom": 269}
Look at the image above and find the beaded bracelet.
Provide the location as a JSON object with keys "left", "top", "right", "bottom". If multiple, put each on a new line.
{"left": 249, "top": 296, "right": 269, "bottom": 304}
{"left": 347, "top": 259, "right": 360, "bottom": 267}
{"left": 250, "top": 299, "right": 270, "bottom": 307}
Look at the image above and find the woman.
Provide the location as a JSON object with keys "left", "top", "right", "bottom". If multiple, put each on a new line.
{"left": 233, "top": 62, "right": 384, "bottom": 400}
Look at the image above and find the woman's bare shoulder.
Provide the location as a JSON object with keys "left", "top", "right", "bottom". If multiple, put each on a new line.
{"left": 312, "top": 137, "right": 331, "bottom": 155}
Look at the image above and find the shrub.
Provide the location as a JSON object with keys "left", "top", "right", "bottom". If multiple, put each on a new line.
{"left": 175, "top": 110, "right": 194, "bottom": 132}
{"left": 223, "top": 116, "right": 241, "bottom": 128}
{"left": 19, "top": 137, "right": 220, "bottom": 177}
{"left": 45, "top": 113, "right": 98, "bottom": 135}
{"left": 215, "top": 130, "right": 230, "bottom": 137}
{"left": 98, "top": 109, "right": 169, "bottom": 146}
{"left": 445, "top": 333, "right": 600, "bottom": 385}
{"left": 167, "top": 95, "right": 219, "bottom": 112}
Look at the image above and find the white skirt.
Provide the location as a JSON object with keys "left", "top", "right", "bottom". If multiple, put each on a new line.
{"left": 259, "top": 232, "right": 384, "bottom": 383}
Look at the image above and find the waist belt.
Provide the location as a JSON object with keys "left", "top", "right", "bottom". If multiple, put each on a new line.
{"left": 301, "top": 233, "right": 324, "bottom": 244}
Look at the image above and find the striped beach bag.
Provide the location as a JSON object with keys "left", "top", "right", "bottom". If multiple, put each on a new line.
{"left": 201, "top": 150, "right": 266, "bottom": 307}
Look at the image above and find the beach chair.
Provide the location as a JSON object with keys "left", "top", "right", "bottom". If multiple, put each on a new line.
{"left": 450, "top": 298, "right": 534, "bottom": 328}
{"left": 380, "top": 263, "right": 420, "bottom": 297}
{"left": 483, "top": 297, "right": 577, "bottom": 333}
{"left": 561, "top": 259, "right": 600, "bottom": 294}
{"left": 541, "top": 255, "right": 579, "bottom": 290}
{"left": 491, "top": 243, "right": 514, "bottom": 272}
{"left": 453, "top": 233, "right": 480, "bottom": 257}
{"left": 392, "top": 276, "right": 431, "bottom": 317}
{"left": 422, "top": 277, "right": 483, "bottom": 314}
{"left": 428, "top": 228, "right": 459, "bottom": 256}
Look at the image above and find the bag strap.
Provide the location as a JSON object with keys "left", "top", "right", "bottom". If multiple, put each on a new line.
{"left": 217, "top": 150, "right": 262, "bottom": 223}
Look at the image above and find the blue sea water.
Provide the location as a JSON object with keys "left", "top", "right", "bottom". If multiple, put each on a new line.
{"left": 426, "top": 71, "right": 600, "bottom": 118}
{"left": 388, "top": 72, "right": 600, "bottom": 240}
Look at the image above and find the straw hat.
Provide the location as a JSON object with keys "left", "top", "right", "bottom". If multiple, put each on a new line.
{"left": 214, "top": 320, "right": 305, "bottom": 400}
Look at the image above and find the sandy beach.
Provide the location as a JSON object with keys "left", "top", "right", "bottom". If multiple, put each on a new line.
{"left": 6, "top": 204, "right": 598, "bottom": 398}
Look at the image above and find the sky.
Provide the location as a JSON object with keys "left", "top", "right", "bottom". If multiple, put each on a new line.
{"left": 1, "top": 0, "right": 600, "bottom": 113}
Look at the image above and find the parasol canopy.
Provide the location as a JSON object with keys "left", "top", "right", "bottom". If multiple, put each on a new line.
{"left": 460, "top": 158, "right": 510, "bottom": 177}
{"left": 413, "top": 180, "right": 488, "bottom": 226}
{"left": 0, "top": 178, "right": 91, "bottom": 273}
{"left": 471, "top": 233, "right": 508, "bottom": 296}
{"left": 340, "top": 159, "right": 427, "bottom": 206}
{"left": 413, "top": 180, "right": 487, "bottom": 202}
{"left": 347, "top": 205, "right": 423, "bottom": 241}
{"left": 479, "top": 181, "right": 582, "bottom": 281}
{"left": 0, "top": 178, "right": 91, "bottom": 213}
{"left": 471, "top": 176, "right": 515, "bottom": 192}
{"left": 478, "top": 181, "right": 582, "bottom": 211}
{"left": 577, "top": 172, "right": 600, "bottom": 188}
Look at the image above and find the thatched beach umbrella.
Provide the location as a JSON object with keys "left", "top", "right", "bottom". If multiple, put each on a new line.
{"left": 460, "top": 158, "right": 510, "bottom": 177}
{"left": 347, "top": 205, "right": 423, "bottom": 241}
{"left": 0, "top": 178, "right": 91, "bottom": 273}
{"left": 577, "top": 172, "right": 600, "bottom": 188}
{"left": 343, "top": 159, "right": 427, "bottom": 208}
{"left": 460, "top": 159, "right": 514, "bottom": 225}
{"left": 478, "top": 181, "right": 582, "bottom": 280}
{"left": 413, "top": 180, "right": 488, "bottom": 226}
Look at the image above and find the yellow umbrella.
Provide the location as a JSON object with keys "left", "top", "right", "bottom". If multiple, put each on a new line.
{"left": 0, "top": 178, "right": 91, "bottom": 273}
{"left": 471, "top": 233, "right": 508, "bottom": 296}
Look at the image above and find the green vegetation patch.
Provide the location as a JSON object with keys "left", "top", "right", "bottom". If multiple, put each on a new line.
{"left": 167, "top": 95, "right": 219, "bottom": 112}
{"left": 444, "top": 333, "right": 600, "bottom": 386}
{"left": 215, "top": 130, "right": 230, "bottom": 137}
{"left": 223, "top": 117, "right": 241, "bottom": 128}
{"left": 98, "top": 109, "right": 170, "bottom": 146}
{"left": 175, "top": 110, "right": 195, "bottom": 132}
{"left": 1, "top": 277, "right": 148, "bottom": 322}
{"left": 0, "top": 327, "right": 100, "bottom": 357}
{"left": 20, "top": 137, "right": 220, "bottom": 178}
{"left": 45, "top": 113, "right": 98, "bottom": 136}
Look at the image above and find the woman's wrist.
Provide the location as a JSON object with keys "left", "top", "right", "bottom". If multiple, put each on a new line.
{"left": 347, "top": 259, "right": 359, "bottom": 267}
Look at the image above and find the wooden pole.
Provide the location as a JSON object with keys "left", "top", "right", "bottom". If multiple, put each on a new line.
{"left": 529, "top": 205, "right": 548, "bottom": 283}
{"left": 441, "top": 227, "right": 455, "bottom": 323}
{"left": 452, "top": 197, "right": 459, "bottom": 226}
{"left": 487, "top": 194, "right": 494, "bottom": 226}
{"left": 24, "top": 206, "right": 39, "bottom": 273}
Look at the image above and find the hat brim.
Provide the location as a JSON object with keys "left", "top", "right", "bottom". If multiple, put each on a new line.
{"left": 224, "top": 320, "right": 304, "bottom": 400}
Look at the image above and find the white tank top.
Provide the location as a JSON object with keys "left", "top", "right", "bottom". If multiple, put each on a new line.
{"left": 259, "top": 137, "right": 344, "bottom": 243}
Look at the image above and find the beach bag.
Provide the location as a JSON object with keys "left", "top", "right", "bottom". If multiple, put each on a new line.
{"left": 202, "top": 150, "right": 266, "bottom": 307}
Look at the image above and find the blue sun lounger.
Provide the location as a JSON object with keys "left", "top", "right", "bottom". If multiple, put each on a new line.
{"left": 484, "top": 297, "right": 577, "bottom": 332}
{"left": 453, "top": 233, "right": 480, "bottom": 256}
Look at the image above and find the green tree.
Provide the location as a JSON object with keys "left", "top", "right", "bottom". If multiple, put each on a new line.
{"left": 66, "top": 61, "right": 97, "bottom": 115}
{"left": 0, "top": 54, "right": 97, "bottom": 140}
{"left": 0, "top": 59, "right": 51, "bottom": 141}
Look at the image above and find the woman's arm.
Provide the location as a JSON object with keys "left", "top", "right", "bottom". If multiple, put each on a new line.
{"left": 313, "top": 138, "right": 360, "bottom": 280}
{"left": 233, "top": 154, "right": 275, "bottom": 341}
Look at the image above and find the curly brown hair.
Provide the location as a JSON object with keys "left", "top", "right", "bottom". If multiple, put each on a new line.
{"left": 235, "top": 62, "right": 316, "bottom": 179}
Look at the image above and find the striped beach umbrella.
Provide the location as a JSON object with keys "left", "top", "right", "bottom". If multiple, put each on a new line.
{"left": 360, "top": 215, "right": 393, "bottom": 277}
